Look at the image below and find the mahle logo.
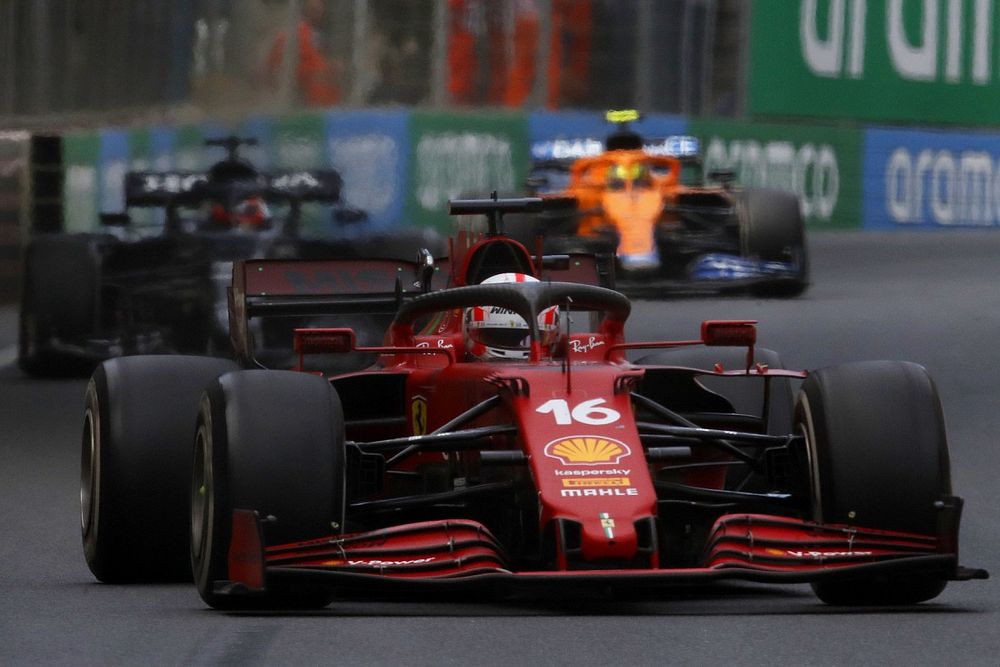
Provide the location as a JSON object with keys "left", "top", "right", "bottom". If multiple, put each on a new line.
{"left": 802, "top": 0, "right": 994, "bottom": 84}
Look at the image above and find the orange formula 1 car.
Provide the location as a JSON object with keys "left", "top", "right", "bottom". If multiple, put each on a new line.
{"left": 524, "top": 111, "right": 808, "bottom": 296}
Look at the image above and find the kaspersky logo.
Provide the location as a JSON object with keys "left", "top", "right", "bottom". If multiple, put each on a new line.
{"left": 544, "top": 436, "right": 631, "bottom": 465}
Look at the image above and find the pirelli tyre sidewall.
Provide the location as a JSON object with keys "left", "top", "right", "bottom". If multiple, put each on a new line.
{"left": 19, "top": 234, "right": 110, "bottom": 375}
{"left": 81, "top": 355, "right": 239, "bottom": 583}
{"left": 796, "top": 360, "right": 952, "bottom": 605}
{"left": 192, "top": 370, "right": 345, "bottom": 610}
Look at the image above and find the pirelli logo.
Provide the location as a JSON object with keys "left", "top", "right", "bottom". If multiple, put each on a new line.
{"left": 561, "top": 477, "right": 631, "bottom": 488}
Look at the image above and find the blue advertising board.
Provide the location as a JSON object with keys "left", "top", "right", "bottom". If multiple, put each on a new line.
{"left": 97, "top": 130, "right": 130, "bottom": 214}
{"left": 147, "top": 127, "right": 178, "bottom": 171}
{"left": 864, "top": 127, "right": 1000, "bottom": 229}
{"left": 324, "top": 110, "right": 409, "bottom": 231}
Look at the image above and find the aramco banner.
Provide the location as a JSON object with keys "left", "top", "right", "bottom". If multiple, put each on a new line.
{"left": 689, "top": 119, "right": 863, "bottom": 229}
{"left": 750, "top": 0, "right": 1000, "bottom": 125}
{"left": 864, "top": 126, "right": 1000, "bottom": 228}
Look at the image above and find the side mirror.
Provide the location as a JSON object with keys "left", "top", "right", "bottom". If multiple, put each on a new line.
{"left": 294, "top": 328, "right": 357, "bottom": 355}
{"left": 701, "top": 320, "right": 756, "bottom": 347}
{"left": 701, "top": 320, "right": 757, "bottom": 372}
{"left": 293, "top": 327, "right": 357, "bottom": 372}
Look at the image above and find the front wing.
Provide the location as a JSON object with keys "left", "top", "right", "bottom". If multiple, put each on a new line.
{"left": 216, "top": 512, "right": 986, "bottom": 599}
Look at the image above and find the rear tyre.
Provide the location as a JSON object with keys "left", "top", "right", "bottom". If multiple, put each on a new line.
{"left": 191, "top": 370, "right": 345, "bottom": 610}
{"left": 739, "top": 189, "right": 808, "bottom": 297}
{"left": 797, "top": 361, "right": 951, "bottom": 605}
{"left": 82, "top": 355, "right": 239, "bottom": 583}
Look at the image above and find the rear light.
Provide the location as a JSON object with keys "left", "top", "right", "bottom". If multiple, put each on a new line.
{"left": 701, "top": 320, "right": 757, "bottom": 347}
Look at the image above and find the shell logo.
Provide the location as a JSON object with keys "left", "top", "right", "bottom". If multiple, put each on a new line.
{"left": 544, "top": 436, "right": 631, "bottom": 465}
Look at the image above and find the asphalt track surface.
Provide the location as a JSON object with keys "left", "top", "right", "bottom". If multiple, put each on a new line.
{"left": 2, "top": 231, "right": 998, "bottom": 666}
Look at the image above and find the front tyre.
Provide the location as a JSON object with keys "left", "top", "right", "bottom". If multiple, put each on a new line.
{"left": 739, "top": 189, "right": 808, "bottom": 297}
{"left": 191, "top": 370, "right": 346, "bottom": 610}
{"left": 796, "top": 361, "right": 951, "bottom": 605}
{"left": 82, "top": 355, "right": 239, "bottom": 583}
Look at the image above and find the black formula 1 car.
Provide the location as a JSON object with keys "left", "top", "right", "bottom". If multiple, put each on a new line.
{"left": 521, "top": 111, "right": 808, "bottom": 297}
{"left": 18, "top": 136, "right": 441, "bottom": 375}
{"left": 80, "top": 197, "right": 984, "bottom": 609}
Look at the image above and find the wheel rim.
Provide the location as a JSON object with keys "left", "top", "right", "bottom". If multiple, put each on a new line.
{"left": 80, "top": 407, "right": 99, "bottom": 539}
{"left": 797, "top": 393, "right": 823, "bottom": 524}
{"left": 190, "top": 425, "right": 213, "bottom": 565}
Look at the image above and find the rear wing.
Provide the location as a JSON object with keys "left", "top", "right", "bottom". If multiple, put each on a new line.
{"left": 229, "top": 257, "right": 437, "bottom": 364}
{"left": 125, "top": 171, "right": 207, "bottom": 206}
{"left": 124, "top": 169, "right": 343, "bottom": 207}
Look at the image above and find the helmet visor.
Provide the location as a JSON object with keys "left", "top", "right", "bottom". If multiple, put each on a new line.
{"left": 470, "top": 327, "right": 530, "bottom": 350}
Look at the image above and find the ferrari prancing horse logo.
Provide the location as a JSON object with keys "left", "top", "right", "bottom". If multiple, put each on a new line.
{"left": 411, "top": 395, "right": 428, "bottom": 436}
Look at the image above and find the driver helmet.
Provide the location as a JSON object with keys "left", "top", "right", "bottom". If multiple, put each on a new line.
{"left": 464, "top": 273, "right": 559, "bottom": 361}
{"left": 608, "top": 162, "right": 649, "bottom": 183}
{"left": 233, "top": 196, "right": 272, "bottom": 228}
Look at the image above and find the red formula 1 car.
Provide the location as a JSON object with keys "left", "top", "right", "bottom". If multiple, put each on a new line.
{"left": 80, "top": 198, "right": 985, "bottom": 609}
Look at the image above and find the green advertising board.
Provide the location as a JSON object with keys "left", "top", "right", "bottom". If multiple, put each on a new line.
{"left": 407, "top": 112, "right": 529, "bottom": 232}
{"left": 273, "top": 112, "right": 326, "bottom": 169}
{"left": 689, "top": 118, "right": 863, "bottom": 229}
{"left": 174, "top": 124, "right": 206, "bottom": 170}
{"left": 750, "top": 1, "right": 1000, "bottom": 125}
{"left": 62, "top": 132, "right": 101, "bottom": 233}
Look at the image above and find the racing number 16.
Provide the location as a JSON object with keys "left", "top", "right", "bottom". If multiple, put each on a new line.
{"left": 535, "top": 398, "right": 620, "bottom": 425}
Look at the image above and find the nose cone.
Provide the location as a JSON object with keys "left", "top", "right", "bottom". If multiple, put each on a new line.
{"left": 602, "top": 190, "right": 662, "bottom": 260}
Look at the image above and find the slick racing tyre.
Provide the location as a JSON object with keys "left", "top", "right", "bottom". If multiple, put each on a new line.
{"left": 191, "top": 370, "right": 346, "bottom": 610}
{"left": 738, "top": 189, "right": 808, "bottom": 297}
{"left": 82, "top": 355, "right": 239, "bottom": 583}
{"left": 796, "top": 361, "right": 952, "bottom": 605}
{"left": 19, "top": 234, "right": 107, "bottom": 376}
